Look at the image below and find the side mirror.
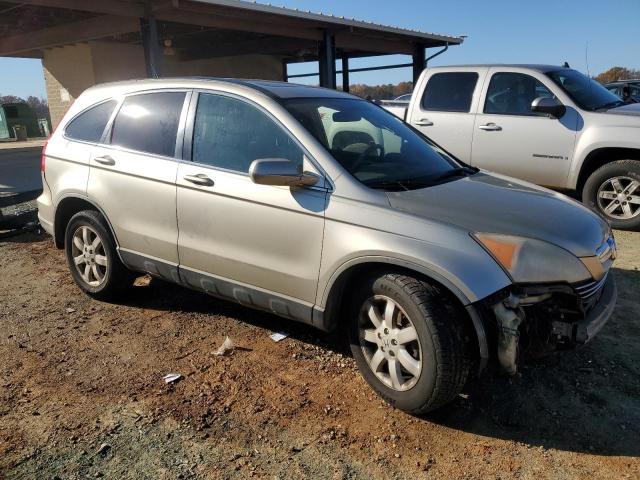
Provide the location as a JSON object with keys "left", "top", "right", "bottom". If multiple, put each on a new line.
{"left": 249, "top": 158, "right": 320, "bottom": 187}
{"left": 531, "top": 96, "right": 566, "bottom": 118}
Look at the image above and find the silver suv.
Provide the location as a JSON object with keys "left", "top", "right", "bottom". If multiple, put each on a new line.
{"left": 38, "top": 79, "right": 617, "bottom": 413}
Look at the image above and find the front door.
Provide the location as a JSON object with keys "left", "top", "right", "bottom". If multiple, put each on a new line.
{"left": 471, "top": 70, "right": 578, "bottom": 188}
{"left": 176, "top": 92, "right": 327, "bottom": 320}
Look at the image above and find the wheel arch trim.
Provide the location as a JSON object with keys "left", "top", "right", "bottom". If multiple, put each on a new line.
{"left": 315, "top": 255, "right": 490, "bottom": 369}
{"left": 53, "top": 194, "right": 124, "bottom": 263}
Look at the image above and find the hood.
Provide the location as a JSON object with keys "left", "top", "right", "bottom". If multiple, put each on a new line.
{"left": 603, "top": 102, "right": 640, "bottom": 117}
{"left": 386, "top": 172, "right": 610, "bottom": 258}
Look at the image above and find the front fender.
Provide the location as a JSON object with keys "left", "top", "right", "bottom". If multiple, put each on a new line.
{"left": 316, "top": 215, "right": 512, "bottom": 309}
{"left": 569, "top": 124, "right": 640, "bottom": 189}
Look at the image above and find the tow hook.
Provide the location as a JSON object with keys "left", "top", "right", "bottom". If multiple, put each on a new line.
{"left": 492, "top": 295, "right": 525, "bottom": 375}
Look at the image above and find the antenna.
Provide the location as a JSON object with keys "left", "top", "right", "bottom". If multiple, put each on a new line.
{"left": 585, "top": 41, "right": 591, "bottom": 78}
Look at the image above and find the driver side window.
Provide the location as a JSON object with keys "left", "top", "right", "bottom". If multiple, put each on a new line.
{"left": 484, "top": 72, "right": 554, "bottom": 116}
{"left": 192, "top": 93, "right": 304, "bottom": 173}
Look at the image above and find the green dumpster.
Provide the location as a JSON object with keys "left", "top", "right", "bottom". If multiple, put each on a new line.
{"left": 0, "top": 106, "right": 9, "bottom": 140}
{"left": 1, "top": 103, "right": 40, "bottom": 139}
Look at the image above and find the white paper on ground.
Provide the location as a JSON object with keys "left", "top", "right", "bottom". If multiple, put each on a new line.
{"left": 163, "top": 373, "right": 182, "bottom": 384}
{"left": 269, "top": 332, "right": 289, "bottom": 342}
{"left": 214, "top": 336, "right": 235, "bottom": 356}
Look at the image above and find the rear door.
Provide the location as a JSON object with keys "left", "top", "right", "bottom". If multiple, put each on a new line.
{"left": 87, "top": 90, "right": 190, "bottom": 275}
{"left": 470, "top": 68, "right": 578, "bottom": 188}
{"left": 408, "top": 68, "right": 487, "bottom": 162}
{"left": 176, "top": 91, "right": 327, "bottom": 319}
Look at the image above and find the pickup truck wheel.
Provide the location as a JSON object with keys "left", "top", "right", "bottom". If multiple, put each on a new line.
{"left": 348, "top": 273, "right": 472, "bottom": 414}
{"left": 64, "top": 210, "right": 135, "bottom": 300}
{"left": 582, "top": 160, "right": 640, "bottom": 230}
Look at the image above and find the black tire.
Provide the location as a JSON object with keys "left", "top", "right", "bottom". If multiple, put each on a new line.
{"left": 348, "top": 273, "right": 472, "bottom": 414}
{"left": 64, "top": 210, "right": 135, "bottom": 300}
{"left": 582, "top": 160, "right": 640, "bottom": 230}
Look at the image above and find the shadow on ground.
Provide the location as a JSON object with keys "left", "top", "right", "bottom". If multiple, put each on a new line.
{"left": 109, "top": 266, "right": 640, "bottom": 458}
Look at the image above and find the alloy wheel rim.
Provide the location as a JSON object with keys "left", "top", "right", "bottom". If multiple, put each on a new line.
{"left": 597, "top": 176, "right": 640, "bottom": 220}
{"left": 358, "top": 295, "right": 422, "bottom": 392}
{"left": 71, "top": 225, "right": 108, "bottom": 287}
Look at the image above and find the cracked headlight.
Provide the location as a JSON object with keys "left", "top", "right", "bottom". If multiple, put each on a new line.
{"left": 473, "top": 233, "right": 592, "bottom": 284}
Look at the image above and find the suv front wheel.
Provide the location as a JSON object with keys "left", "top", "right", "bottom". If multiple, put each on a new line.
{"left": 583, "top": 160, "right": 640, "bottom": 230}
{"left": 348, "top": 273, "right": 472, "bottom": 414}
{"left": 64, "top": 210, "right": 135, "bottom": 300}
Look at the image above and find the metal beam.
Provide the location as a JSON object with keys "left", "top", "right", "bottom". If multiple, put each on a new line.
{"left": 179, "top": 36, "right": 317, "bottom": 62}
{"left": 140, "top": 16, "right": 161, "bottom": 78}
{"left": 287, "top": 61, "right": 415, "bottom": 80}
{"left": 318, "top": 30, "right": 336, "bottom": 89}
{"left": 155, "top": 9, "right": 323, "bottom": 42}
{"left": 0, "top": 14, "right": 140, "bottom": 56}
{"left": 341, "top": 55, "right": 349, "bottom": 93}
{"left": 412, "top": 44, "right": 426, "bottom": 84}
{"left": 1, "top": 0, "right": 146, "bottom": 17}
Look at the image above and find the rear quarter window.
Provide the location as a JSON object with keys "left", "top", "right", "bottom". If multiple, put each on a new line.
{"left": 421, "top": 72, "right": 479, "bottom": 113}
{"left": 65, "top": 100, "right": 117, "bottom": 143}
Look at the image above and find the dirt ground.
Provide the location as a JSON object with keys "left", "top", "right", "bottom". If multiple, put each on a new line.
{"left": 1, "top": 229, "right": 639, "bottom": 480}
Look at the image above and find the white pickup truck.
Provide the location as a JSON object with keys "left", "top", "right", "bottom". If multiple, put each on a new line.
{"left": 383, "top": 64, "right": 640, "bottom": 230}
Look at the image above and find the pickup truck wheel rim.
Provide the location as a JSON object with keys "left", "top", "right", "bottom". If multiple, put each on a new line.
{"left": 597, "top": 176, "right": 640, "bottom": 220}
{"left": 71, "top": 225, "right": 107, "bottom": 287}
{"left": 359, "top": 295, "right": 422, "bottom": 392}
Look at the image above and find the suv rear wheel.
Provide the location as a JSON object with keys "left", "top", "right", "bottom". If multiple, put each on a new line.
{"left": 64, "top": 210, "right": 135, "bottom": 300}
{"left": 582, "top": 160, "right": 640, "bottom": 230}
{"left": 348, "top": 273, "right": 472, "bottom": 414}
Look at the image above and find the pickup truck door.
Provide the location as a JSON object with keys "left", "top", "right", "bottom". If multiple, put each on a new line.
{"left": 408, "top": 68, "right": 488, "bottom": 162}
{"left": 470, "top": 68, "right": 579, "bottom": 188}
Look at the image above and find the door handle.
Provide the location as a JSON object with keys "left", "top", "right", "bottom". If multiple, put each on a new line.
{"left": 184, "top": 174, "right": 214, "bottom": 187}
{"left": 478, "top": 123, "right": 502, "bottom": 131}
{"left": 94, "top": 155, "right": 115, "bottom": 166}
{"left": 415, "top": 118, "right": 434, "bottom": 127}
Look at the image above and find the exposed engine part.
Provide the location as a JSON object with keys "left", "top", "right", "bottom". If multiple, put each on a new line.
{"left": 492, "top": 296, "right": 525, "bottom": 375}
{"left": 490, "top": 290, "right": 555, "bottom": 373}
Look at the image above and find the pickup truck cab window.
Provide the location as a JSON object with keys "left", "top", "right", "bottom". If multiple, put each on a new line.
{"left": 192, "top": 93, "right": 304, "bottom": 173}
{"left": 421, "top": 72, "right": 478, "bottom": 113}
{"left": 484, "top": 72, "right": 554, "bottom": 116}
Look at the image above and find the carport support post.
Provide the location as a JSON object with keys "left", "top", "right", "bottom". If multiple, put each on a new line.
{"left": 319, "top": 30, "right": 337, "bottom": 89}
{"left": 412, "top": 44, "right": 426, "bottom": 84}
{"left": 140, "top": 16, "right": 161, "bottom": 78}
{"left": 341, "top": 55, "right": 350, "bottom": 93}
{"left": 282, "top": 59, "right": 289, "bottom": 83}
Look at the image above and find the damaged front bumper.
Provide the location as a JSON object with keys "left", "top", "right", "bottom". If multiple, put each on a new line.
{"left": 484, "top": 274, "right": 617, "bottom": 374}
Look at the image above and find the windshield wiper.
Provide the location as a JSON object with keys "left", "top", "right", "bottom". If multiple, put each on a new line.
{"left": 595, "top": 100, "right": 625, "bottom": 111}
{"left": 363, "top": 180, "right": 410, "bottom": 191}
{"left": 431, "top": 166, "right": 477, "bottom": 183}
{"left": 364, "top": 167, "right": 477, "bottom": 191}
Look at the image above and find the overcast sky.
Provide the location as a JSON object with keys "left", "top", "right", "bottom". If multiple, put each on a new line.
{"left": 0, "top": 0, "right": 638, "bottom": 99}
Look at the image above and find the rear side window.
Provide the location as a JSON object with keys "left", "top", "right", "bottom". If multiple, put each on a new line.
{"left": 65, "top": 100, "right": 117, "bottom": 143}
{"left": 421, "top": 72, "right": 479, "bottom": 112}
{"left": 110, "top": 92, "right": 186, "bottom": 157}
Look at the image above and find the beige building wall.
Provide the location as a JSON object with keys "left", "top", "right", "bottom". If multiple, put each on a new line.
{"left": 43, "top": 40, "right": 283, "bottom": 128}
{"left": 43, "top": 44, "right": 94, "bottom": 129}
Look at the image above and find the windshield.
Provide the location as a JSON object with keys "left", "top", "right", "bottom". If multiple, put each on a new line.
{"left": 546, "top": 69, "right": 624, "bottom": 111}
{"left": 283, "top": 97, "right": 470, "bottom": 191}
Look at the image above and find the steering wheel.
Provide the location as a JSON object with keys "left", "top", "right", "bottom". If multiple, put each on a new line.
{"left": 351, "top": 143, "right": 385, "bottom": 171}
